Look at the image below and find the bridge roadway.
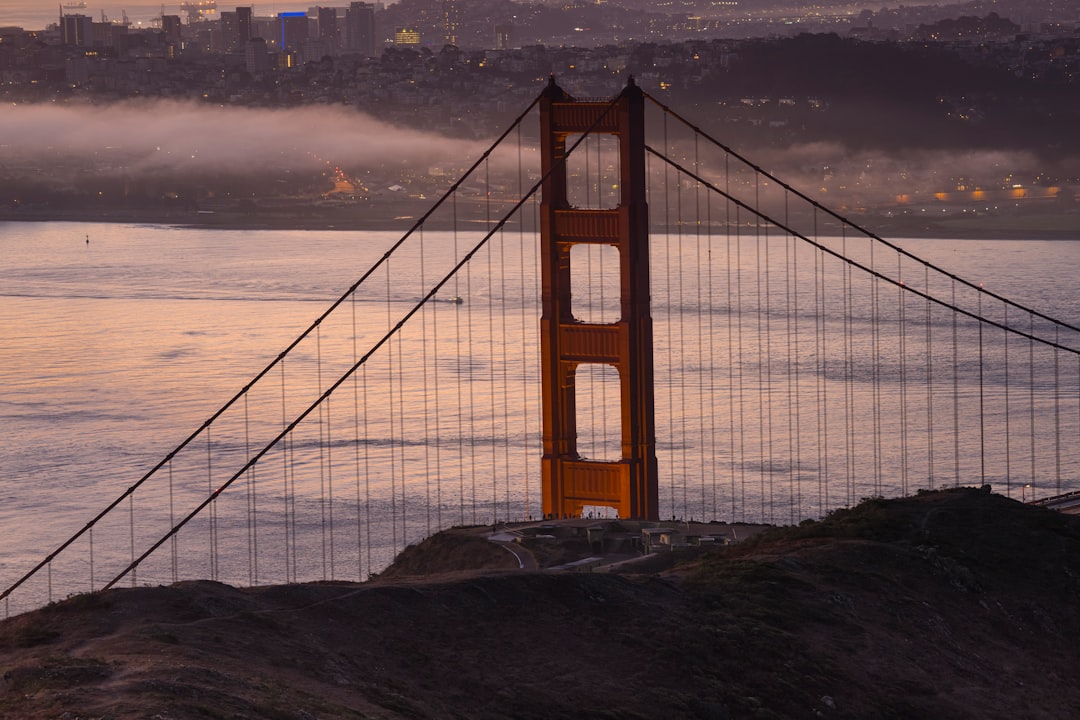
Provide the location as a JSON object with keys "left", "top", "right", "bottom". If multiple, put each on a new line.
{"left": 484, "top": 518, "right": 774, "bottom": 574}
{"left": 1031, "top": 491, "right": 1080, "bottom": 516}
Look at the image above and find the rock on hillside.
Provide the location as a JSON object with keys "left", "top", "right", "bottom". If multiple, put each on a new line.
{"left": 1, "top": 487, "right": 1078, "bottom": 719}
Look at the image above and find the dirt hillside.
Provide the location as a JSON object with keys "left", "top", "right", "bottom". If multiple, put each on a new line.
{"left": 1, "top": 487, "right": 1078, "bottom": 719}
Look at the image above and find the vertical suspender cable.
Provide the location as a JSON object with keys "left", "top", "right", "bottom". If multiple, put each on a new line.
{"left": 868, "top": 241, "right": 876, "bottom": 496}
{"left": 997, "top": 304, "right": 1006, "bottom": 496}
{"left": 280, "top": 360, "right": 293, "bottom": 583}
{"left": 899, "top": 254, "right": 908, "bottom": 495}
{"left": 351, "top": 291, "right": 365, "bottom": 580}
{"left": 453, "top": 195, "right": 465, "bottom": 526}
{"left": 978, "top": 289, "right": 986, "bottom": 486}
{"left": 169, "top": 460, "right": 177, "bottom": 583}
{"left": 819, "top": 215, "right": 829, "bottom": 511}
{"left": 842, "top": 230, "right": 852, "bottom": 506}
{"left": 663, "top": 112, "right": 677, "bottom": 516}
{"left": 384, "top": 264, "right": 398, "bottom": 554}
{"left": 317, "top": 324, "right": 328, "bottom": 580}
{"left": 755, "top": 177, "right": 766, "bottom": 520}
{"left": 677, "top": 131, "right": 688, "bottom": 518}
{"left": 952, "top": 280, "right": 960, "bottom": 486}
{"left": 486, "top": 158, "right": 499, "bottom": 520}
{"left": 129, "top": 493, "right": 135, "bottom": 587}
{"left": 206, "top": 428, "right": 216, "bottom": 581}
{"left": 792, "top": 227, "right": 803, "bottom": 520}
{"left": 784, "top": 198, "right": 796, "bottom": 523}
{"left": 429, "top": 234, "right": 442, "bottom": 533}
{"left": 813, "top": 211, "right": 825, "bottom": 512}
{"left": 695, "top": 133, "right": 707, "bottom": 518}
{"left": 1029, "top": 315, "right": 1036, "bottom": 491}
{"left": 395, "top": 314, "right": 408, "bottom": 540}
{"left": 926, "top": 263, "right": 934, "bottom": 489}
{"left": 726, "top": 155, "right": 737, "bottom": 521}
{"left": 1055, "top": 326, "right": 1061, "bottom": 494}
{"left": 465, "top": 201, "right": 478, "bottom": 524}
{"left": 1003, "top": 305, "right": 1010, "bottom": 497}
{"left": 326, "top": 387, "right": 335, "bottom": 579}
{"left": 847, "top": 237, "right": 856, "bottom": 503}
{"left": 735, "top": 205, "right": 746, "bottom": 521}
{"left": 706, "top": 151, "right": 717, "bottom": 520}
{"left": 244, "top": 393, "right": 253, "bottom": 585}
{"left": 499, "top": 227, "right": 512, "bottom": 520}
{"left": 363, "top": 362, "right": 371, "bottom": 577}
{"left": 763, "top": 225, "right": 775, "bottom": 523}
{"left": 420, "top": 227, "right": 432, "bottom": 536}
{"left": 517, "top": 122, "right": 531, "bottom": 521}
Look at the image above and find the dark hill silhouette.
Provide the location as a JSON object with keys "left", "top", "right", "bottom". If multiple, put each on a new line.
{"left": 1, "top": 487, "right": 1078, "bottom": 718}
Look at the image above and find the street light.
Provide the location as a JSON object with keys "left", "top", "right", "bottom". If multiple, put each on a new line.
{"left": 1022, "top": 483, "right": 1032, "bottom": 502}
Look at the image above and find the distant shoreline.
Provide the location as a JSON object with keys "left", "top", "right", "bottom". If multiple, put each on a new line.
{"left": 1, "top": 206, "right": 1076, "bottom": 241}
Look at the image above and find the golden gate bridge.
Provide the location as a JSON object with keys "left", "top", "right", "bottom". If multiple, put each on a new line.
{"left": 3, "top": 78, "right": 1078, "bottom": 616}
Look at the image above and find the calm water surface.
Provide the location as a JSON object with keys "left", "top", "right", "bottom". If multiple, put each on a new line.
{"left": 2, "top": 220, "right": 1079, "bottom": 610}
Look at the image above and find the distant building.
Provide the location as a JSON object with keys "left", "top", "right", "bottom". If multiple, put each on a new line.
{"left": 278, "top": 12, "right": 309, "bottom": 53}
{"left": 180, "top": 1, "right": 218, "bottom": 25}
{"left": 244, "top": 35, "right": 270, "bottom": 73}
{"left": 162, "top": 15, "right": 183, "bottom": 43}
{"left": 92, "top": 20, "right": 128, "bottom": 52}
{"left": 395, "top": 27, "right": 420, "bottom": 46}
{"left": 345, "top": 2, "right": 376, "bottom": 56}
{"left": 60, "top": 13, "right": 94, "bottom": 46}
{"left": 442, "top": 0, "right": 458, "bottom": 46}
{"left": 494, "top": 24, "right": 512, "bottom": 50}
{"left": 221, "top": 11, "right": 239, "bottom": 50}
{"left": 221, "top": 7, "right": 255, "bottom": 54}
{"left": 317, "top": 6, "right": 338, "bottom": 48}
{"left": 236, "top": 6, "right": 252, "bottom": 45}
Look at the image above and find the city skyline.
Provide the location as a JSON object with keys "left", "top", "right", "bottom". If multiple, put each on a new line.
{"left": 0, "top": 1, "right": 401, "bottom": 30}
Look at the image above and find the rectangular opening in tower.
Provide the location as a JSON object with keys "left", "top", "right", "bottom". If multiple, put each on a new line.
{"left": 569, "top": 243, "right": 620, "bottom": 323}
{"left": 574, "top": 362, "right": 622, "bottom": 461}
{"left": 565, "top": 134, "right": 620, "bottom": 210}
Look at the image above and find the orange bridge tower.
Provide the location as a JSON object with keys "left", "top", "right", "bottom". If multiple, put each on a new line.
{"left": 539, "top": 78, "right": 659, "bottom": 521}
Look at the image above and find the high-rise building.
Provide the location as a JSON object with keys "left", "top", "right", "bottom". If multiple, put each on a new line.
{"left": 345, "top": 2, "right": 376, "bottom": 57}
{"left": 245, "top": 36, "right": 271, "bottom": 73}
{"left": 162, "top": 15, "right": 183, "bottom": 42}
{"left": 221, "top": 7, "right": 252, "bottom": 53}
{"left": 278, "top": 11, "right": 310, "bottom": 52}
{"left": 236, "top": 6, "right": 252, "bottom": 45}
{"left": 317, "top": 6, "right": 338, "bottom": 43}
{"left": 221, "top": 10, "right": 238, "bottom": 48}
{"left": 442, "top": 0, "right": 458, "bottom": 46}
{"left": 60, "top": 13, "right": 94, "bottom": 46}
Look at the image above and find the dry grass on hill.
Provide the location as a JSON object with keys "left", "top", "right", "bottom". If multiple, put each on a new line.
{"left": 1, "top": 487, "right": 1078, "bottom": 719}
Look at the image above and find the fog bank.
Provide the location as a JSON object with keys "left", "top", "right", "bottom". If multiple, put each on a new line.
{"left": 0, "top": 100, "right": 488, "bottom": 175}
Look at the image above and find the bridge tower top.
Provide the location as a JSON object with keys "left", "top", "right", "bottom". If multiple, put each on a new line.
{"left": 538, "top": 78, "right": 659, "bottom": 521}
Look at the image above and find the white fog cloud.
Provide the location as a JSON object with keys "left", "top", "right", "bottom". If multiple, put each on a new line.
{"left": 0, "top": 100, "right": 489, "bottom": 175}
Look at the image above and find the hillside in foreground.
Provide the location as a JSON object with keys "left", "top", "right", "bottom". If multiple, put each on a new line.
{"left": 1, "top": 487, "right": 1078, "bottom": 719}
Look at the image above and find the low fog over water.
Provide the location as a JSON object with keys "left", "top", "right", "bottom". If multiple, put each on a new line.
{"left": 1, "top": 99, "right": 1069, "bottom": 212}
{"left": 0, "top": 101, "right": 486, "bottom": 175}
